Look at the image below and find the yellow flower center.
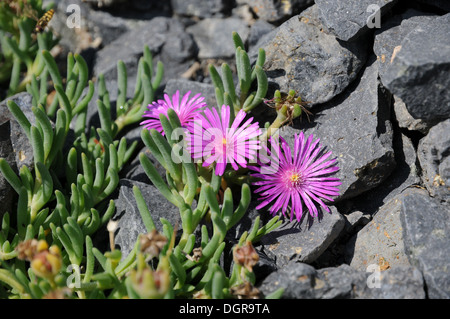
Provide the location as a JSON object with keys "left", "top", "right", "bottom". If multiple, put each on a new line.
{"left": 222, "top": 138, "right": 227, "bottom": 145}
{"left": 288, "top": 172, "right": 302, "bottom": 188}
{"left": 290, "top": 173, "right": 300, "bottom": 183}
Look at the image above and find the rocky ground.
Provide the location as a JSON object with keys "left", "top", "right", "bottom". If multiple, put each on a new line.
{"left": 1, "top": 0, "right": 449, "bottom": 299}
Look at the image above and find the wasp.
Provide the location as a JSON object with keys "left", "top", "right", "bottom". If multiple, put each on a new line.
{"left": 34, "top": 8, "right": 54, "bottom": 33}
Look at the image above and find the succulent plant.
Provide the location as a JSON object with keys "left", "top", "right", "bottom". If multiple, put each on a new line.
{"left": 0, "top": 0, "right": 58, "bottom": 99}
{"left": 0, "top": 31, "right": 287, "bottom": 299}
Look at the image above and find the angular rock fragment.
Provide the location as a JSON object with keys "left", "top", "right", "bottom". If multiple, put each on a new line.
{"left": 349, "top": 127, "right": 421, "bottom": 214}
{"left": 258, "top": 206, "right": 345, "bottom": 267}
{"left": 315, "top": 0, "right": 398, "bottom": 41}
{"left": 171, "top": 0, "right": 230, "bottom": 18}
{"left": 373, "top": 9, "right": 437, "bottom": 86}
{"left": 113, "top": 179, "right": 180, "bottom": 259}
{"left": 164, "top": 78, "right": 217, "bottom": 110}
{"left": 186, "top": 18, "right": 250, "bottom": 59}
{"left": 238, "top": 0, "right": 313, "bottom": 23}
{"left": 258, "top": 261, "right": 425, "bottom": 299}
{"left": 382, "top": 14, "right": 450, "bottom": 121}
{"left": 0, "top": 93, "right": 36, "bottom": 171}
{"left": 393, "top": 95, "right": 435, "bottom": 134}
{"left": 417, "top": 119, "right": 450, "bottom": 202}
{"left": 400, "top": 187, "right": 450, "bottom": 299}
{"left": 252, "top": 5, "right": 368, "bottom": 106}
{"left": 345, "top": 192, "right": 412, "bottom": 271}
{"left": 94, "top": 17, "right": 196, "bottom": 84}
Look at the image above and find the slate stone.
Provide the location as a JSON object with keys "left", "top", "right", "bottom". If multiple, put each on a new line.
{"left": 349, "top": 126, "right": 421, "bottom": 214}
{"left": 258, "top": 262, "right": 318, "bottom": 298}
{"left": 315, "top": 0, "right": 398, "bottom": 42}
{"left": 258, "top": 261, "right": 425, "bottom": 299}
{"left": 281, "top": 56, "right": 395, "bottom": 202}
{"left": 186, "top": 18, "right": 250, "bottom": 59}
{"left": 400, "top": 187, "right": 450, "bottom": 299}
{"left": 0, "top": 113, "right": 16, "bottom": 219}
{"left": 0, "top": 93, "right": 36, "bottom": 171}
{"left": 345, "top": 192, "right": 412, "bottom": 271}
{"left": 373, "top": 9, "right": 437, "bottom": 87}
{"left": 417, "top": 119, "right": 450, "bottom": 202}
{"left": 343, "top": 211, "right": 371, "bottom": 235}
{"left": 239, "top": 0, "right": 313, "bottom": 23}
{"left": 113, "top": 179, "right": 180, "bottom": 259}
{"left": 121, "top": 147, "right": 166, "bottom": 185}
{"left": 363, "top": 266, "right": 425, "bottom": 299}
{"left": 247, "top": 20, "right": 275, "bottom": 49}
{"left": 52, "top": 0, "right": 150, "bottom": 72}
{"left": 94, "top": 17, "right": 196, "bottom": 85}
{"left": 382, "top": 13, "right": 450, "bottom": 121}
{"left": 163, "top": 78, "right": 217, "bottom": 110}
{"left": 170, "top": 0, "right": 230, "bottom": 18}
{"left": 258, "top": 206, "right": 345, "bottom": 267}
{"left": 393, "top": 95, "right": 435, "bottom": 134}
{"left": 251, "top": 5, "right": 368, "bottom": 106}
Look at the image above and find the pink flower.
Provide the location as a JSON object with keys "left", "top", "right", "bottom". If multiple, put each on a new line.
{"left": 251, "top": 132, "right": 341, "bottom": 222}
{"left": 141, "top": 90, "right": 206, "bottom": 134}
{"left": 190, "top": 105, "right": 261, "bottom": 176}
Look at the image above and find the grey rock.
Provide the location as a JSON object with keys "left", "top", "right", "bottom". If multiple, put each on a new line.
{"left": 361, "top": 266, "right": 426, "bottom": 299}
{"left": 113, "top": 179, "right": 180, "bottom": 259}
{"left": 0, "top": 124, "right": 14, "bottom": 218}
{"left": 343, "top": 210, "right": 371, "bottom": 235}
{"left": 346, "top": 192, "right": 412, "bottom": 272}
{"left": 121, "top": 148, "right": 166, "bottom": 185}
{"left": 170, "top": 0, "right": 230, "bottom": 18}
{"left": 258, "top": 262, "right": 425, "bottom": 298}
{"left": 53, "top": 0, "right": 148, "bottom": 56}
{"left": 281, "top": 56, "right": 395, "bottom": 202}
{"left": 382, "top": 13, "right": 450, "bottom": 121}
{"left": 94, "top": 17, "right": 196, "bottom": 84}
{"left": 258, "top": 262, "right": 318, "bottom": 298}
{"left": 349, "top": 127, "right": 421, "bottom": 214}
{"left": 82, "top": 0, "right": 125, "bottom": 8}
{"left": 0, "top": 93, "right": 36, "bottom": 171}
{"left": 315, "top": 0, "right": 398, "bottom": 41}
{"left": 373, "top": 9, "right": 437, "bottom": 87}
{"left": 417, "top": 119, "right": 450, "bottom": 202}
{"left": 252, "top": 5, "right": 368, "bottom": 106}
{"left": 186, "top": 18, "right": 250, "bottom": 59}
{"left": 393, "top": 95, "right": 435, "bottom": 134}
{"left": 400, "top": 187, "right": 450, "bottom": 298}
{"left": 248, "top": 20, "right": 275, "bottom": 49}
{"left": 240, "top": 0, "right": 313, "bottom": 23}
{"left": 259, "top": 206, "right": 345, "bottom": 267}
{"left": 0, "top": 93, "right": 38, "bottom": 218}
{"left": 164, "top": 78, "right": 217, "bottom": 110}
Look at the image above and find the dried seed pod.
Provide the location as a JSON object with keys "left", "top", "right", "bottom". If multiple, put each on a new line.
{"left": 230, "top": 281, "right": 260, "bottom": 299}
{"left": 16, "top": 239, "right": 40, "bottom": 261}
{"left": 233, "top": 241, "right": 259, "bottom": 272}
{"left": 139, "top": 229, "right": 168, "bottom": 259}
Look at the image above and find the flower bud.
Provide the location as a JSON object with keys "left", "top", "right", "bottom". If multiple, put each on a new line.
{"left": 129, "top": 255, "right": 170, "bottom": 299}
{"left": 30, "top": 242, "right": 62, "bottom": 280}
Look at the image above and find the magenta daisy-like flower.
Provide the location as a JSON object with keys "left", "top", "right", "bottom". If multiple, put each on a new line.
{"left": 190, "top": 105, "right": 261, "bottom": 176}
{"left": 140, "top": 90, "right": 206, "bottom": 134}
{"left": 251, "top": 132, "right": 341, "bottom": 222}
